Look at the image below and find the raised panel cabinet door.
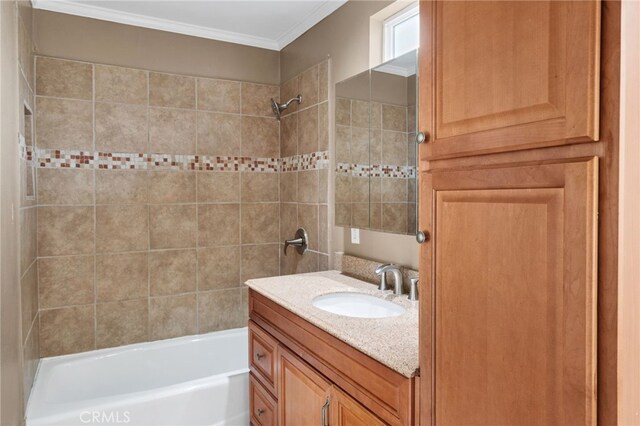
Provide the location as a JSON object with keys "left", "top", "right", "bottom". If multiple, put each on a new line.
{"left": 419, "top": 0, "right": 600, "bottom": 159}
{"left": 278, "top": 347, "right": 331, "bottom": 426}
{"left": 419, "top": 158, "right": 598, "bottom": 425}
{"left": 330, "top": 385, "right": 387, "bottom": 426}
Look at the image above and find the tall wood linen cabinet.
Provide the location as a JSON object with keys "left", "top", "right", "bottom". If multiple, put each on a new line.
{"left": 418, "top": 0, "right": 620, "bottom": 424}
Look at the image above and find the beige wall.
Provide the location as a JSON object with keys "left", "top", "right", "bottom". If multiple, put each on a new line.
{"left": 2, "top": 0, "right": 37, "bottom": 423}
{"left": 33, "top": 10, "right": 280, "bottom": 85}
{"left": 281, "top": 0, "right": 420, "bottom": 269}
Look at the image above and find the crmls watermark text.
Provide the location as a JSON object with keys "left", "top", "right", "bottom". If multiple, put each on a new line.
{"left": 79, "top": 410, "right": 131, "bottom": 424}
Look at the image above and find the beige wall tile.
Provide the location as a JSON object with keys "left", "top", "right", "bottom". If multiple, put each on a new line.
{"left": 335, "top": 98, "right": 351, "bottom": 126}
{"left": 197, "top": 78, "right": 241, "bottom": 113}
{"left": 241, "top": 116, "right": 279, "bottom": 158}
{"left": 38, "top": 206, "right": 94, "bottom": 256}
{"left": 297, "top": 204, "right": 318, "bottom": 251}
{"left": 318, "top": 170, "right": 328, "bottom": 204}
{"left": 319, "top": 205, "right": 328, "bottom": 254}
{"left": 20, "top": 207, "right": 37, "bottom": 276}
{"left": 370, "top": 202, "right": 382, "bottom": 231}
{"left": 241, "top": 287, "right": 249, "bottom": 323}
{"left": 335, "top": 203, "right": 351, "bottom": 227}
{"left": 352, "top": 100, "right": 369, "bottom": 128}
{"left": 148, "top": 171, "right": 196, "bottom": 204}
{"left": 149, "top": 204, "right": 197, "bottom": 249}
{"left": 280, "top": 172, "right": 297, "bottom": 203}
{"left": 149, "top": 72, "right": 195, "bottom": 109}
{"left": 382, "top": 178, "right": 408, "bottom": 202}
{"left": 198, "top": 204, "right": 240, "bottom": 247}
{"left": 318, "top": 102, "right": 328, "bottom": 151}
{"left": 197, "top": 172, "right": 240, "bottom": 203}
{"left": 96, "top": 299, "right": 148, "bottom": 349}
{"left": 196, "top": 111, "right": 241, "bottom": 156}
{"left": 96, "top": 252, "right": 148, "bottom": 302}
{"left": 149, "top": 107, "right": 196, "bottom": 154}
{"left": 36, "top": 97, "right": 93, "bottom": 150}
{"left": 352, "top": 177, "right": 369, "bottom": 203}
{"left": 280, "top": 75, "right": 300, "bottom": 116}
{"left": 335, "top": 175, "right": 351, "bottom": 204}
{"left": 382, "top": 203, "right": 408, "bottom": 234}
{"left": 297, "top": 170, "right": 319, "bottom": 203}
{"left": 149, "top": 294, "right": 197, "bottom": 340}
{"left": 280, "top": 203, "right": 297, "bottom": 241}
{"left": 335, "top": 125, "right": 351, "bottom": 163}
{"left": 198, "top": 289, "right": 243, "bottom": 333}
{"left": 96, "top": 170, "right": 148, "bottom": 204}
{"left": 352, "top": 203, "right": 370, "bottom": 229}
{"left": 20, "top": 263, "right": 38, "bottom": 342}
{"left": 241, "top": 173, "right": 278, "bottom": 202}
{"left": 280, "top": 113, "right": 297, "bottom": 157}
{"left": 371, "top": 101, "right": 382, "bottom": 130}
{"left": 36, "top": 57, "right": 92, "bottom": 100}
{"left": 149, "top": 249, "right": 197, "bottom": 296}
{"left": 241, "top": 83, "right": 279, "bottom": 117}
{"left": 369, "top": 177, "right": 381, "bottom": 203}
{"left": 382, "top": 130, "right": 408, "bottom": 166}
{"left": 39, "top": 256, "right": 94, "bottom": 309}
{"left": 241, "top": 203, "right": 279, "bottom": 244}
{"left": 298, "top": 106, "right": 318, "bottom": 154}
{"left": 95, "top": 102, "right": 148, "bottom": 153}
{"left": 241, "top": 244, "right": 279, "bottom": 282}
{"left": 299, "top": 65, "right": 318, "bottom": 106}
{"left": 351, "top": 127, "right": 368, "bottom": 164}
{"left": 37, "top": 169, "right": 94, "bottom": 205}
{"left": 197, "top": 246, "right": 240, "bottom": 291}
{"left": 40, "top": 305, "right": 95, "bottom": 357}
{"left": 95, "top": 205, "right": 148, "bottom": 253}
{"left": 318, "top": 61, "right": 329, "bottom": 102}
{"left": 382, "top": 104, "right": 407, "bottom": 132}
{"left": 281, "top": 249, "right": 319, "bottom": 275}
{"left": 95, "top": 65, "right": 147, "bottom": 105}
{"left": 370, "top": 129, "right": 382, "bottom": 165}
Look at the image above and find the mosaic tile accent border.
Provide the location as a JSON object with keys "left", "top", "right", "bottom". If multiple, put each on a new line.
{"left": 336, "top": 162, "right": 416, "bottom": 179}
{"left": 18, "top": 135, "right": 33, "bottom": 162}
{"left": 34, "top": 148, "right": 330, "bottom": 172}
{"left": 280, "top": 151, "right": 329, "bottom": 172}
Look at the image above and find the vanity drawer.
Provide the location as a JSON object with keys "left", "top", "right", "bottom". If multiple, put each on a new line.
{"left": 249, "top": 320, "right": 278, "bottom": 394}
{"left": 250, "top": 374, "right": 277, "bottom": 426}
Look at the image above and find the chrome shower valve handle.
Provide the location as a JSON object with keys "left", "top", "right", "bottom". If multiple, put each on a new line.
{"left": 284, "top": 228, "right": 308, "bottom": 255}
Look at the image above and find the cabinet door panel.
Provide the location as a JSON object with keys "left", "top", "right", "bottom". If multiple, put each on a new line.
{"left": 421, "top": 159, "right": 598, "bottom": 425}
{"left": 420, "top": 0, "right": 600, "bottom": 159}
{"left": 330, "top": 385, "right": 386, "bottom": 426}
{"left": 278, "top": 347, "right": 331, "bottom": 426}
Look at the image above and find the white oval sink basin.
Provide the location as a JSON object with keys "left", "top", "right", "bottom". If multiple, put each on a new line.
{"left": 312, "top": 292, "right": 405, "bottom": 318}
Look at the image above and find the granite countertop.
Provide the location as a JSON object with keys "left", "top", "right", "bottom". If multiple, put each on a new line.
{"left": 245, "top": 270, "right": 419, "bottom": 378}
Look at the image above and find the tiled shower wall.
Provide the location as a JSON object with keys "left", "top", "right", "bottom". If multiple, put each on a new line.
{"left": 279, "top": 61, "right": 330, "bottom": 273}
{"left": 34, "top": 56, "right": 330, "bottom": 357}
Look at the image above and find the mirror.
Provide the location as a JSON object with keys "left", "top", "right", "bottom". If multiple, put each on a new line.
{"left": 334, "top": 50, "right": 418, "bottom": 235}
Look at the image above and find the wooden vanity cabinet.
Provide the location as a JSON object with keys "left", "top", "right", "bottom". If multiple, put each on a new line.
{"left": 249, "top": 291, "right": 419, "bottom": 426}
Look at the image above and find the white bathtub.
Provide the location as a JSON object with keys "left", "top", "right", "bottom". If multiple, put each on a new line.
{"left": 26, "top": 328, "right": 249, "bottom": 426}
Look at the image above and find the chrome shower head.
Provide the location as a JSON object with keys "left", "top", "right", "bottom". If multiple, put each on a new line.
{"left": 270, "top": 95, "right": 302, "bottom": 120}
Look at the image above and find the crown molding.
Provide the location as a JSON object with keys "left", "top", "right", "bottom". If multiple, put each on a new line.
{"left": 32, "top": 0, "right": 282, "bottom": 50}
{"left": 276, "top": 0, "right": 347, "bottom": 49}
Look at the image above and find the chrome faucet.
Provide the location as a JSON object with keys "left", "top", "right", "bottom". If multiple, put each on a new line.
{"left": 374, "top": 264, "right": 404, "bottom": 295}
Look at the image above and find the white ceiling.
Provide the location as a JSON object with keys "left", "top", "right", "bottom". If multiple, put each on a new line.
{"left": 32, "top": 0, "right": 348, "bottom": 51}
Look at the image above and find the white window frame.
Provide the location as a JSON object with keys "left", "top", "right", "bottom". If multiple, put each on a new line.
{"left": 383, "top": 3, "right": 420, "bottom": 61}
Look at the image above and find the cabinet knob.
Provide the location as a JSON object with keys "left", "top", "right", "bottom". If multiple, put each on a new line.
{"left": 256, "top": 408, "right": 265, "bottom": 417}
{"left": 416, "top": 131, "right": 429, "bottom": 144}
{"left": 416, "top": 230, "right": 430, "bottom": 244}
{"left": 255, "top": 352, "right": 265, "bottom": 361}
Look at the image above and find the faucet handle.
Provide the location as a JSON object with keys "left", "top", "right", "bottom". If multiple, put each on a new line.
{"left": 408, "top": 278, "right": 419, "bottom": 301}
{"left": 375, "top": 263, "right": 393, "bottom": 291}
